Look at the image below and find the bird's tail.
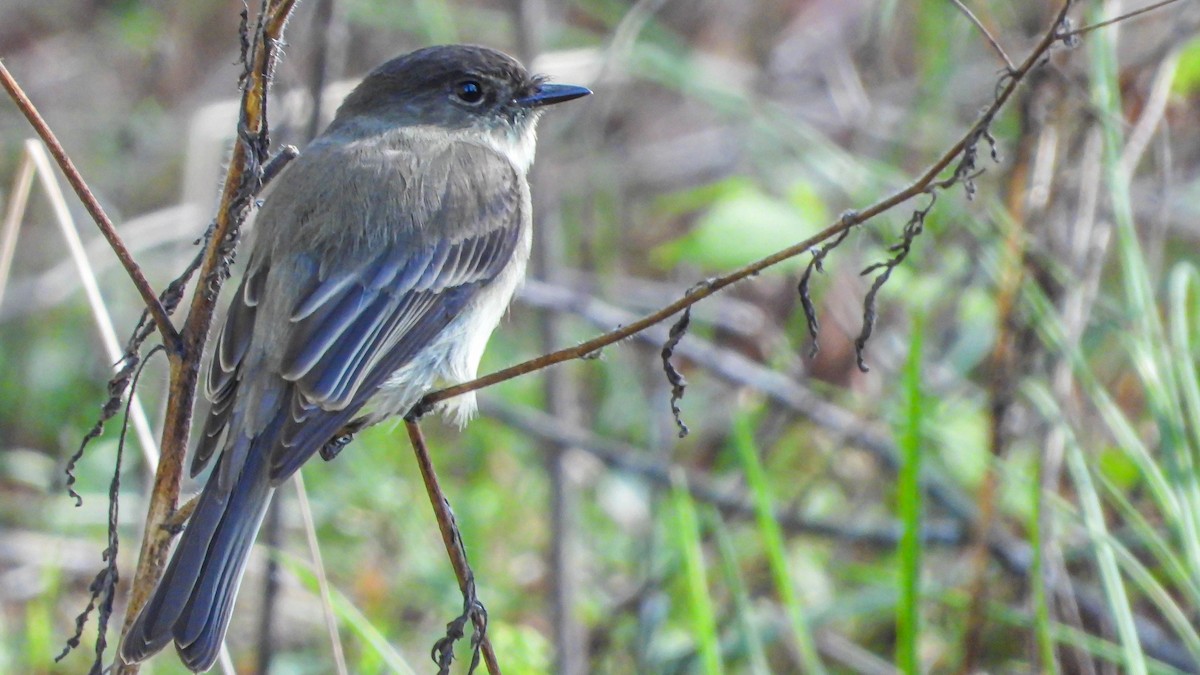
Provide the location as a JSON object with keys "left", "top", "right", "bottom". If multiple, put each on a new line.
{"left": 120, "top": 448, "right": 274, "bottom": 672}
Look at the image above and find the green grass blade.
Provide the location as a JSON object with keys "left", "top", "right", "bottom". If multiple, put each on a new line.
{"left": 1026, "top": 384, "right": 1147, "bottom": 675}
{"left": 1029, "top": 445, "right": 1057, "bottom": 673}
{"left": 938, "top": 589, "right": 1188, "bottom": 675}
{"left": 1167, "top": 263, "right": 1200, "bottom": 575}
{"left": 711, "top": 508, "right": 772, "bottom": 674}
{"left": 895, "top": 314, "right": 924, "bottom": 674}
{"left": 731, "top": 416, "right": 827, "bottom": 674}
{"left": 1042, "top": 479, "right": 1200, "bottom": 662}
{"left": 670, "top": 470, "right": 723, "bottom": 675}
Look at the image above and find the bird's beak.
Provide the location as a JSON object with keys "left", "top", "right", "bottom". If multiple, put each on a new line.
{"left": 516, "top": 83, "right": 592, "bottom": 108}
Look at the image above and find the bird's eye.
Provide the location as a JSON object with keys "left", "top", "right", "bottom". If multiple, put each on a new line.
{"left": 454, "top": 80, "right": 485, "bottom": 105}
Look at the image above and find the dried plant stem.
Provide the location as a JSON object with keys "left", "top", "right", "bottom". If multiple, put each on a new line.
{"left": 417, "top": 0, "right": 1076, "bottom": 415}
{"left": 116, "top": 2, "right": 299, "bottom": 671}
{"left": 0, "top": 61, "right": 179, "bottom": 351}
{"left": 950, "top": 0, "right": 1015, "bottom": 71}
{"left": 405, "top": 420, "right": 501, "bottom": 675}
{"left": 294, "top": 473, "right": 349, "bottom": 675}
{"left": 0, "top": 147, "right": 35, "bottom": 305}
{"left": 23, "top": 141, "right": 160, "bottom": 468}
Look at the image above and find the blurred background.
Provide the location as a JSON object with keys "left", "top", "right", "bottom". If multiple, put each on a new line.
{"left": 5, "top": 0, "right": 1200, "bottom": 673}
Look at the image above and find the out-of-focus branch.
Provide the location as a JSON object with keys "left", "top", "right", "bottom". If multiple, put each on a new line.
{"left": 508, "top": 0, "right": 589, "bottom": 670}
{"left": 513, "top": 280, "right": 1199, "bottom": 670}
{"left": 517, "top": 277, "right": 987, "bottom": 538}
{"left": 950, "top": 0, "right": 1015, "bottom": 71}
{"left": 483, "top": 401, "right": 966, "bottom": 547}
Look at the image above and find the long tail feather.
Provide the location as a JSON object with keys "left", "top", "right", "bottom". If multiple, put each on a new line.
{"left": 121, "top": 448, "right": 274, "bottom": 672}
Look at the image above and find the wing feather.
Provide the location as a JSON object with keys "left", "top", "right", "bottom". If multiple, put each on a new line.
{"left": 195, "top": 139, "right": 526, "bottom": 487}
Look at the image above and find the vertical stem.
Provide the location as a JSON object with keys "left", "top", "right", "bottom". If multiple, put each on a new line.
{"left": 896, "top": 315, "right": 925, "bottom": 674}
{"left": 405, "top": 420, "right": 502, "bottom": 675}
{"left": 118, "top": 3, "right": 300, "bottom": 671}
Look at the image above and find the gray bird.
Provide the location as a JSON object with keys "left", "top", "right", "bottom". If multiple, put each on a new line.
{"left": 120, "top": 44, "right": 589, "bottom": 672}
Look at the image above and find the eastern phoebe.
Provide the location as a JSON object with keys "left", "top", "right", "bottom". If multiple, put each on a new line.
{"left": 120, "top": 44, "right": 589, "bottom": 672}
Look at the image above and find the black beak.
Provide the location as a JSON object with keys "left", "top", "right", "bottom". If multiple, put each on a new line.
{"left": 516, "top": 83, "right": 592, "bottom": 108}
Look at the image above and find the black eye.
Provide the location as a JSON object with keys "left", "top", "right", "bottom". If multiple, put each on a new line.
{"left": 454, "top": 80, "right": 485, "bottom": 105}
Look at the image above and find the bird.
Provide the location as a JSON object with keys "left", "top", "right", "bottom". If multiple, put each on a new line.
{"left": 119, "top": 44, "right": 590, "bottom": 672}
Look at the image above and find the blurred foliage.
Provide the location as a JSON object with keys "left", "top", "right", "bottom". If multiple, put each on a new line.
{"left": 4, "top": 0, "right": 1200, "bottom": 674}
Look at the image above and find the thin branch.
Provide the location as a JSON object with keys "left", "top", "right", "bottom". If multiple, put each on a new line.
{"left": 414, "top": 0, "right": 1076, "bottom": 416}
{"left": 950, "top": 0, "right": 1015, "bottom": 72}
{"left": 0, "top": 62, "right": 180, "bottom": 352}
{"left": 404, "top": 420, "right": 501, "bottom": 675}
{"left": 484, "top": 401, "right": 966, "bottom": 547}
{"left": 1061, "top": 0, "right": 1183, "bottom": 40}
{"left": 118, "top": 2, "right": 300, "bottom": 670}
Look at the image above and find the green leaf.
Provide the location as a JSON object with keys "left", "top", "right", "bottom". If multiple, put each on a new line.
{"left": 1172, "top": 37, "right": 1200, "bottom": 95}
{"left": 653, "top": 180, "right": 826, "bottom": 272}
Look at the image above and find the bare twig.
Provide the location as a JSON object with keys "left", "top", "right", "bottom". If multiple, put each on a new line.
{"left": 1061, "top": 0, "right": 1183, "bottom": 40}
{"left": 950, "top": 0, "right": 1016, "bottom": 72}
{"left": 0, "top": 63, "right": 180, "bottom": 352}
{"left": 118, "top": 2, "right": 300, "bottom": 671}
{"left": 404, "top": 420, "right": 501, "bottom": 675}
{"left": 414, "top": 0, "right": 1077, "bottom": 416}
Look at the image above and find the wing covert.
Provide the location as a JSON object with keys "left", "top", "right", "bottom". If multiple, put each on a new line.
{"left": 192, "top": 139, "right": 528, "bottom": 486}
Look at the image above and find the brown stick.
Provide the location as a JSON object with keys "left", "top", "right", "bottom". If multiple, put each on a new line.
{"left": 0, "top": 61, "right": 180, "bottom": 352}
{"left": 415, "top": 0, "right": 1077, "bottom": 415}
{"left": 405, "top": 420, "right": 502, "bottom": 675}
{"left": 116, "top": 2, "right": 299, "bottom": 672}
{"left": 1062, "top": 0, "right": 1182, "bottom": 39}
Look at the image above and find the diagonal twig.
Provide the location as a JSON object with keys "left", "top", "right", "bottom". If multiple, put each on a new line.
{"left": 0, "top": 63, "right": 180, "bottom": 352}
{"left": 950, "top": 0, "right": 1016, "bottom": 72}
{"left": 1061, "top": 0, "right": 1183, "bottom": 40}
{"left": 413, "top": 0, "right": 1078, "bottom": 417}
{"left": 405, "top": 419, "right": 501, "bottom": 675}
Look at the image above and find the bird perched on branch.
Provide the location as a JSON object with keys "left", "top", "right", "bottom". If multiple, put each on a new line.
{"left": 120, "top": 44, "right": 589, "bottom": 672}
